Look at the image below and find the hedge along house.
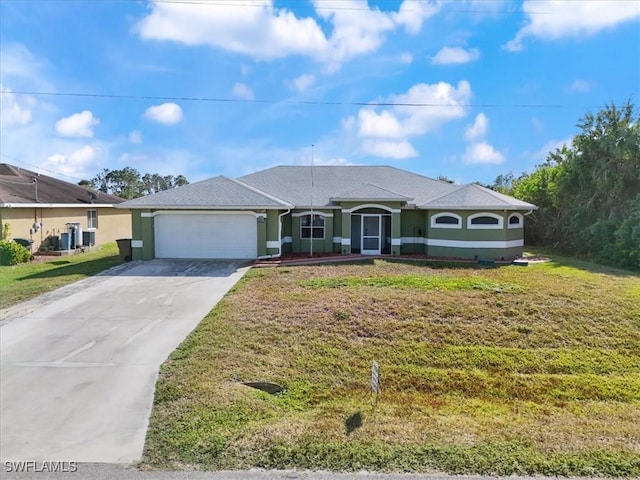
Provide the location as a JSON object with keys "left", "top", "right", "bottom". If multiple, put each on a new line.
{"left": 0, "top": 163, "right": 131, "bottom": 251}
{"left": 118, "top": 166, "right": 537, "bottom": 261}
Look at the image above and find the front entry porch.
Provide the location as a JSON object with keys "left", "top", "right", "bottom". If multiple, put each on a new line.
{"left": 349, "top": 209, "right": 393, "bottom": 255}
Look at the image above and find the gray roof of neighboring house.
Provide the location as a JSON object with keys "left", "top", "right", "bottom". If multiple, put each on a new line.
{"left": 239, "top": 166, "right": 456, "bottom": 207}
{"left": 119, "top": 176, "right": 291, "bottom": 209}
{"left": 118, "top": 165, "right": 537, "bottom": 211}
{"left": 423, "top": 183, "right": 537, "bottom": 210}
{"left": 0, "top": 163, "right": 123, "bottom": 206}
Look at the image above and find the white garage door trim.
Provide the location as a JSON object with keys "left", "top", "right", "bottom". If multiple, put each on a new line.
{"left": 154, "top": 212, "right": 257, "bottom": 259}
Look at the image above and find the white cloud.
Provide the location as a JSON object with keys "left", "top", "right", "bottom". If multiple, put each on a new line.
{"left": 357, "top": 109, "right": 405, "bottom": 139}
{"left": 464, "top": 113, "right": 489, "bottom": 141}
{"left": 362, "top": 139, "right": 418, "bottom": 159}
{"left": 567, "top": 79, "right": 593, "bottom": 93}
{"left": 144, "top": 102, "right": 183, "bottom": 125}
{"left": 393, "top": 0, "right": 440, "bottom": 34}
{"left": 399, "top": 52, "right": 413, "bottom": 64}
{"left": 129, "top": 130, "right": 143, "bottom": 144}
{"left": 346, "top": 80, "right": 472, "bottom": 159}
{"left": 55, "top": 110, "right": 99, "bottom": 138}
{"left": 232, "top": 82, "right": 254, "bottom": 100}
{"left": 0, "top": 86, "right": 35, "bottom": 127}
{"left": 462, "top": 141, "right": 505, "bottom": 165}
{"left": 504, "top": 0, "right": 640, "bottom": 51}
{"left": 136, "top": 0, "right": 438, "bottom": 70}
{"left": 290, "top": 74, "right": 316, "bottom": 92}
{"left": 432, "top": 46, "right": 480, "bottom": 65}
{"left": 47, "top": 145, "right": 98, "bottom": 178}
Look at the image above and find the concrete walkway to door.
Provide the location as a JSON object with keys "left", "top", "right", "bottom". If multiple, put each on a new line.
{"left": 0, "top": 259, "right": 251, "bottom": 464}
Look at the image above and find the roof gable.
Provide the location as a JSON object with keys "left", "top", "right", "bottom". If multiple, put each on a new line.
{"left": 331, "top": 183, "right": 412, "bottom": 202}
{"left": 119, "top": 175, "right": 291, "bottom": 209}
{"left": 422, "top": 183, "right": 537, "bottom": 210}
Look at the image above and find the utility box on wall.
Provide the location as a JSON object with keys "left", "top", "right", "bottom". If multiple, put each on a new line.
{"left": 82, "top": 230, "right": 96, "bottom": 246}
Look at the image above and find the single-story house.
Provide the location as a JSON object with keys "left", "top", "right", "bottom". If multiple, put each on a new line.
{"left": 0, "top": 163, "right": 131, "bottom": 251}
{"left": 118, "top": 165, "right": 537, "bottom": 261}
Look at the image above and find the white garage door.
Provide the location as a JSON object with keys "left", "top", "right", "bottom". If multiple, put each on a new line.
{"left": 154, "top": 213, "right": 257, "bottom": 259}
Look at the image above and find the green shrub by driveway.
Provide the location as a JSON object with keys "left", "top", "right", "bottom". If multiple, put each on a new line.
{"left": 0, "top": 240, "right": 30, "bottom": 266}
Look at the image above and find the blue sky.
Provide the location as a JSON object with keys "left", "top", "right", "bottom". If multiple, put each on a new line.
{"left": 1, "top": 0, "right": 639, "bottom": 185}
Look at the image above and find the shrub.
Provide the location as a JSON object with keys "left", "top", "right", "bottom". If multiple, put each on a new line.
{"left": 0, "top": 240, "right": 31, "bottom": 266}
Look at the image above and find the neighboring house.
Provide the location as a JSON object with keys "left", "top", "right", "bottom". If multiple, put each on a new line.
{"left": 0, "top": 163, "right": 131, "bottom": 251}
{"left": 118, "top": 166, "right": 537, "bottom": 261}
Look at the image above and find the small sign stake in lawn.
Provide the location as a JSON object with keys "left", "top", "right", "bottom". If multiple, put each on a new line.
{"left": 371, "top": 360, "right": 380, "bottom": 404}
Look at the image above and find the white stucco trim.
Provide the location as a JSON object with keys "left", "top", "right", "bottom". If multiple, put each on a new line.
{"left": 131, "top": 240, "right": 143, "bottom": 248}
{"left": 400, "top": 237, "right": 523, "bottom": 248}
{"left": 292, "top": 211, "right": 334, "bottom": 218}
{"left": 427, "top": 239, "right": 523, "bottom": 248}
{"left": 401, "top": 237, "right": 426, "bottom": 244}
{"left": 467, "top": 212, "right": 504, "bottom": 229}
{"left": 430, "top": 212, "right": 463, "bottom": 229}
{"left": 141, "top": 210, "right": 259, "bottom": 218}
{"left": 266, "top": 241, "right": 280, "bottom": 249}
{"left": 341, "top": 238, "right": 351, "bottom": 246}
{"left": 508, "top": 213, "right": 524, "bottom": 229}
{"left": 391, "top": 238, "right": 402, "bottom": 246}
{"left": 333, "top": 237, "right": 341, "bottom": 243}
{"left": 282, "top": 236, "right": 293, "bottom": 244}
{"left": 342, "top": 204, "right": 401, "bottom": 214}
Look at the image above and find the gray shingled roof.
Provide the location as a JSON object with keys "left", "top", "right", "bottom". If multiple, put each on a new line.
{"left": 119, "top": 176, "right": 291, "bottom": 209}
{"left": 118, "top": 166, "right": 537, "bottom": 211}
{"left": 0, "top": 163, "right": 123, "bottom": 205}
{"left": 422, "top": 183, "right": 537, "bottom": 210}
{"left": 239, "top": 166, "right": 456, "bottom": 207}
{"left": 331, "top": 183, "right": 412, "bottom": 201}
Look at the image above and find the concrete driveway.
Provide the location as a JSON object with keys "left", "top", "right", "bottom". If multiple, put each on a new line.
{"left": 0, "top": 259, "right": 251, "bottom": 464}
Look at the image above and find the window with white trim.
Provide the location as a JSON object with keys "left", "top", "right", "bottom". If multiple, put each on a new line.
{"left": 301, "top": 214, "right": 324, "bottom": 239}
{"left": 87, "top": 209, "right": 98, "bottom": 229}
{"left": 431, "top": 212, "right": 462, "bottom": 229}
{"left": 467, "top": 212, "right": 504, "bottom": 229}
{"left": 508, "top": 213, "right": 523, "bottom": 229}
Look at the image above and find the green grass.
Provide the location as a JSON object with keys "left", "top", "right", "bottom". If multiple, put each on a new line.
{"left": 0, "top": 243, "right": 122, "bottom": 309}
{"left": 143, "top": 256, "right": 640, "bottom": 476}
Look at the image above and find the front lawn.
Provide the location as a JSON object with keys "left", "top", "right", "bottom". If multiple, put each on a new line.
{"left": 143, "top": 257, "right": 640, "bottom": 476}
{"left": 0, "top": 243, "right": 122, "bottom": 309}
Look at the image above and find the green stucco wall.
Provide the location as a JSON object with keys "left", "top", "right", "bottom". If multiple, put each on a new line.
{"left": 129, "top": 206, "right": 525, "bottom": 261}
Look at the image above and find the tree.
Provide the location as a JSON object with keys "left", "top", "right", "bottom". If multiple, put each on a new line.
{"left": 508, "top": 101, "right": 640, "bottom": 269}
{"left": 89, "top": 167, "right": 189, "bottom": 199}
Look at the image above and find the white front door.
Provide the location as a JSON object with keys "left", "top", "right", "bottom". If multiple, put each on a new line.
{"left": 361, "top": 214, "right": 381, "bottom": 255}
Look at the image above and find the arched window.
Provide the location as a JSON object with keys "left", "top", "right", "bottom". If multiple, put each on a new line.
{"left": 467, "top": 212, "right": 504, "bottom": 229}
{"left": 431, "top": 213, "right": 462, "bottom": 229}
{"left": 508, "top": 213, "right": 523, "bottom": 229}
{"left": 301, "top": 214, "right": 325, "bottom": 239}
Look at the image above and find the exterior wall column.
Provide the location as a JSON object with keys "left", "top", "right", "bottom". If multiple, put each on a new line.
{"left": 391, "top": 210, "right": 401, "bottom": 256}
{"left": 264, "top": 210, "right": 279, "bottom": 256}
{"left": 133, "top": 209, "right": 154, "bottom": 260}
{"left": 341, "top": 209, "right": 351, "bottom": 254}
